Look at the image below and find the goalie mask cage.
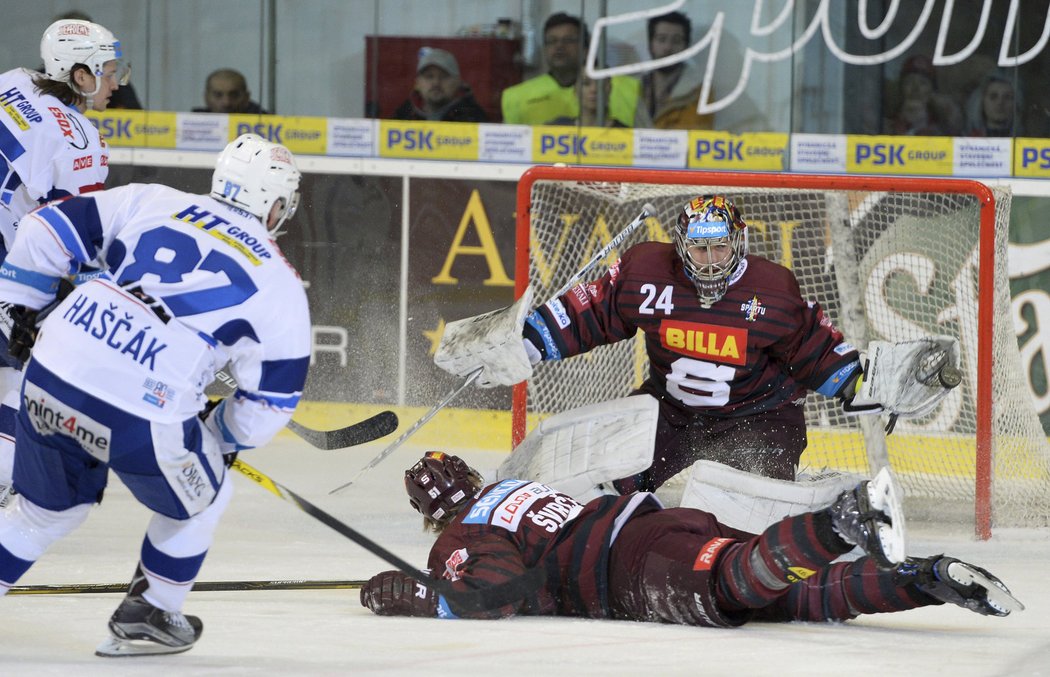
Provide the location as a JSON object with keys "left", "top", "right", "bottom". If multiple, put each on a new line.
{"left": 512, "top": 165, "right": 1050, "bottom": 539}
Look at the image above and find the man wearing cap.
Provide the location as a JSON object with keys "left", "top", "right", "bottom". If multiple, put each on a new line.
{"left": 392, "top": 47, "right": 488, "bottom": 122}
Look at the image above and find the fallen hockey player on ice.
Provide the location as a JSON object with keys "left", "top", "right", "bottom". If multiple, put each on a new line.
{"left": 360, "top": 451, "right": 1023, "bottom": 626}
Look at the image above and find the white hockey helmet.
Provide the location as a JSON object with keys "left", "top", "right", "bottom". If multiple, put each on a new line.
{"left": 40, "top": 19, "right": 123, "bottom": 84}
{"left": 211, "top": 134, "right": 302, "bottom": 234}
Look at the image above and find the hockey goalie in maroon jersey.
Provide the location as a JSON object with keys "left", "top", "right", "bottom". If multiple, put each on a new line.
{"left": 434, "top": 194, "right": 962, "bottom": 497}
{"left": 360, "top": 451, "right": 1022, "bottom": 624}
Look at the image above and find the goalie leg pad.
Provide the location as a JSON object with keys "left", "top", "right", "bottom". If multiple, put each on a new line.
{"left": 679, "top": 460, "right": 865, "bottom": 534}
{"left": 434, "top": 286, "right": 536, "bottom": 388}
{"left": 496, "top": 395, "right": 658, "bottom": 503}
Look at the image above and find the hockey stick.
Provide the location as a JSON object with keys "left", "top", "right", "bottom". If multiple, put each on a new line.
{"left": 327, "top": 368, "right": 481, "bottom": 494}
{"left": 9, "top": 579, "right": 365, "bottom": 595}
{"left": 232, "top": 458, "right": 545, "bottom": 616}
{"left": 329, "top": 202, "right": 657, "bottom": 495}
{"left": 213, "top": 369, "right": 399, "bottom": 450}
{"left": 285, "top": 414, "right": 398, "bottom": 451}
{"left": 548, "top": 202, "right": 656, "bottom": 298}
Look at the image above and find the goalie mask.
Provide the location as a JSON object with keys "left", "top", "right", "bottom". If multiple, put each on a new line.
{"left": 212, "top": 134, "right": 302, "bottom": 235}
{"left": 40, "top": 19, "right": 127, "bottom": 96}
{"left": 405, "top": 451, "right": 483, "bottom": 529}
{"left": 674, "top": 195, "right": 748, "bottom": 307}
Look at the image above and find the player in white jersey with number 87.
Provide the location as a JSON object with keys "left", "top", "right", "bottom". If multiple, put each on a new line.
{"left": 0, "top": 134, "right": 310, "bottom": 657}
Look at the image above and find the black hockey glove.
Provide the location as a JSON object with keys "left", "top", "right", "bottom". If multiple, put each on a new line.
{"left": 121, "top": 282, "right": 170, "bottom": 323}
{"left": 5, "top": 304, "right": 40, "bottom": 363}
{"left": 199, "top": 398, "right": 239, "bottom": 467}
{"left": 360, "top": 570, "right": 438, "bottom": 617}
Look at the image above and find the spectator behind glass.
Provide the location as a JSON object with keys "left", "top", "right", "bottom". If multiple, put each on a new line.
{"left": 641, "top": 11, "right": 713, "bottom": 130}
{"left": 885, "top": 54, "right": 962, "bottom": 136}
{"left": 546, "top": 71, "right": 628, "bottom": 127}
{"left": 49, "top": 10, "right": 141, "bottom": 109}
{"left": 965, "top": 70, "right": 1021, "bottom": 137}
{"left": 391, "top": 47, "right": 488, "bottom": 122}
{"left": 193, "top": 68, "right": 269, "bottom": 114}
{"left": 501, "top": 12, "right": 648, "bottom": 127}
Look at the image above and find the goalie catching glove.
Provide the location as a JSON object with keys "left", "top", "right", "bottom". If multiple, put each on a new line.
{"left": 434, "top": 285, "right": 536, "bottom": 388}
{"left": 843, "top": 335, "right": 961, "bottom": 419}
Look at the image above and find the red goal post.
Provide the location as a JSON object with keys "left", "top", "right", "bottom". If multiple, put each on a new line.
{"left": 512, "top": 165, "right": 1050, "bottom": 539}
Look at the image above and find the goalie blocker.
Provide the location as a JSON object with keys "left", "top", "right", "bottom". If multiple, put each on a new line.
{"left": 434, "top": 285, "right": 537, "bottom": 388}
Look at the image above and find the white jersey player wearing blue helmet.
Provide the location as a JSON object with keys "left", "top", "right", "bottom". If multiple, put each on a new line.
{"left": 0, "top": 133, "right": 309, "bottom": 657}
{"left": 0, "top": 17, "right": 125, "bottom": 506}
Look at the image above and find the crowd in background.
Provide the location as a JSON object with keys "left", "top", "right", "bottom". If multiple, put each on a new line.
{"left": 64, "top": 7, "right": 1029, "bottom": 138}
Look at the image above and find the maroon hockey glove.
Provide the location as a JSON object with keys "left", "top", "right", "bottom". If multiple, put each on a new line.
{"left": 360, "top": 570, "right": 438, "bottom": 617}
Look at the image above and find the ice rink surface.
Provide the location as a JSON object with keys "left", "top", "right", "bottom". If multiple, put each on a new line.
{"left": 4, "top": 434, "right": 1049, "bottom": 676}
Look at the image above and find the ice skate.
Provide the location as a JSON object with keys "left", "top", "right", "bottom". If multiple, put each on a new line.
{"left": 896, "top": 555, "right": 1024, "bottom": 617}
{"left": 827, "top": 467, "right": 906, "bottom": 567}
{"left": 95, "top": 595, "right": 203, "bottom": 657}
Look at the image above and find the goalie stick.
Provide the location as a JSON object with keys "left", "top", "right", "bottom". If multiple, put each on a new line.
{"left": 329, "top": 202, "right": 657, "bottom": 495}
{"left": 9, "top": 579, "right": 365, "bottom": 595}
{"left": 232, "top": 458, "right": 545, "bottom": 616}
{"left": 213, "top": 369, "right": 398, "bottom": 450}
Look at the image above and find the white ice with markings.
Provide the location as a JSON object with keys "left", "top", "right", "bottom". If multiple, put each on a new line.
{"left": 4, "top": 434, "right": 1049, "bottom": 675}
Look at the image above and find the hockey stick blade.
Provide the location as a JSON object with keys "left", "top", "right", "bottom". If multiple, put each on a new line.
{"left": 328, "top": 370, "right": 480, "bottom": 495}
{"left": 286, "top": 410, "right": 398, "bottom": 450}
{"left": 232, "top": 458, "right": 544, "bottom": 616}
{"left": 212, "top": 368, "right": 397, "bottom": 450}
{"left": 9, "top": 579, "right": 365, "bottom": 595}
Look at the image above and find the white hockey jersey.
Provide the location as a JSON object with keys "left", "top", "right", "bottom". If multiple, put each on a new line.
{"left": 0, "top": 67, "right": 109, "bottom": 252}
{"left": 0, "top": 183, "right": 311, "bottom": 450}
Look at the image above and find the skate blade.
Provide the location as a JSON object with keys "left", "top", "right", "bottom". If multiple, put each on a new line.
{"left": 95, "top": 635, "right": 195, "bottom": 657}
{"left": 947, "top": 563, "right": 1026, "bottom": 615}
{"left": 868, "top": 468, "right": 907, "bottom": 565}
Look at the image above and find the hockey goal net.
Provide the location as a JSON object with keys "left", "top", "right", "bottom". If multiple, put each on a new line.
{"left": 512, "top": 165, "right": 1050, "bottom": 538}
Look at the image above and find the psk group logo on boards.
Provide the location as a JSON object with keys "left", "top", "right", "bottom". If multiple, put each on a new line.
{"left": 848, "top": 136, "right": 952, "bottom": 174}
{"left": 381, "top": 121, "right": 476, "bottom": 159}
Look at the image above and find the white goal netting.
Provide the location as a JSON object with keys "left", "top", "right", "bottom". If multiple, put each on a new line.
{"left": 514, "top": 167, "right": 1050, "bottom": 536}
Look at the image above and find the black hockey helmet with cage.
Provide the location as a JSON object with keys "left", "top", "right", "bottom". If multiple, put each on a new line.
{"left": 405, "top": 451, "right": 482, "bottom": 523}
{"left": 674, "top": 195, "right": 748, "bottom": 307}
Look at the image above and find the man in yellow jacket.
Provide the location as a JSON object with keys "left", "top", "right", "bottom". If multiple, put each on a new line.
{"left": 501, "top": 12, "right": 646, "bottom": 127}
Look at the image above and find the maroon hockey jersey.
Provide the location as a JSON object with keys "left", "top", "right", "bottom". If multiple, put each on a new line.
{"left": 426, "top": 479, "right": 660, "bottom": 620}
{"left": 528, "top": 242, "right": 861, "bottom": 417}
